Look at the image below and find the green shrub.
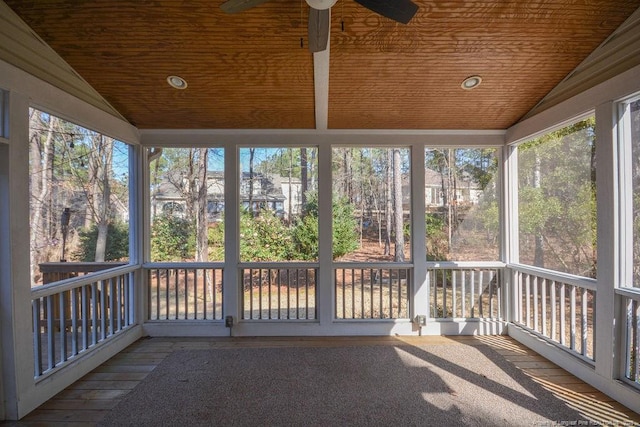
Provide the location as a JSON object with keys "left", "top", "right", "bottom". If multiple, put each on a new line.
{"left": 151, "top": 215, "right": 195, "bottom": 261}
{"left": 208, "top": 221, "right": 225, "bottom": 261}
{"left": 240, "top": 209, "right": 294, "bottom": 261}
{"left": 75, "top": 222, "right": 129, "bottom": 261}
{"left": 291, "top": 192, "right": 358, "bottom": 260}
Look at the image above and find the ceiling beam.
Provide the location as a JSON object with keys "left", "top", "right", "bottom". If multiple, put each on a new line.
{"left": 313, "top": 9, "right": 331, "bottom": 130}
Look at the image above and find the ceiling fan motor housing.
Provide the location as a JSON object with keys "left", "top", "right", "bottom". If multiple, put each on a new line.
{"left": 305, "top": 0, "right": 338, "bottom": 10}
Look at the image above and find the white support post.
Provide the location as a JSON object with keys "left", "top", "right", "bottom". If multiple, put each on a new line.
{"left": 411, "top": 144, "right": 428, "bottom": 323}
{"left": 317, "top": 143, "right": 333, "bottom": 326}
{"left": 132, "top": 144, "right": 146, "bottom": 325}
{"left": 594, "top": 101, "right": 620, "bottom": 380}
{"left": 0, "top": 91, "right": 35, "bottom": 419}
{"left": 502, "top": 144, "right": 519, "bottom": 322}
{"left": 224, "top": 143, "right": 239, "bottom": 330}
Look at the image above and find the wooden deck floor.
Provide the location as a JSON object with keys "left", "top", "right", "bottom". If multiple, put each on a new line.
{"left": 4, "top": 335, "right": 640, "bottom": 426}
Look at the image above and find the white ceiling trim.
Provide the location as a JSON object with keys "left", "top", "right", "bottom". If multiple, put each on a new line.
{"left": 139, "top": 128, "right": 506, "bottom": 147}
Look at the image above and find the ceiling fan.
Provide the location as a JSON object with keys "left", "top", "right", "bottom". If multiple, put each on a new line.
{"left": 220, "top": 0, "right": 418, "bottom": 53}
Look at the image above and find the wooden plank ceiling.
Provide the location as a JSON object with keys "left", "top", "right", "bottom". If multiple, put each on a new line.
{"left": 5, "top": 0, "right": 640, "bottom": 130}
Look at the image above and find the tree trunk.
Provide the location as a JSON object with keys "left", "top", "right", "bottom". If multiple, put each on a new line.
{"left": 29, "top": 112, "right": 52, "bottom": 282}
{"left": 533, "top": 152, "right": 544, "bottom": 267}
{"left": 393, "top": 149, "right": 405, "bottom": 262}
{"left": 248, "top": 148, "right": 255, "bottom": 216}
{"left": 300, "top": 147, "right": 308, "bottom": 214}
{"left": 94, "top": 136, "right": 112, "bottom": 262}
{"left": 384, "top": 150, "right": 393, "bottom": 256}
{"left": 195, "top": 148, "right": 208, "bottom": 262}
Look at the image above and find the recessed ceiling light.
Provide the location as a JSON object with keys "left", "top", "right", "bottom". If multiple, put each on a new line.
{"left": 461, "top": 75, "right": 482, "bottom": 90}
{"left": 167, "top": 75, "right": 188, "bottom": 90}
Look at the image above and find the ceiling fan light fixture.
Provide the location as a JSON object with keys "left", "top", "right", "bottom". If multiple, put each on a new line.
{"left": 461, "top": 75, "right": 482, "bottom": 90}
{"left": 167, "top": 75, "right": 188, "bottom": 90}
{"left": 305, "top": 0, "right": 338, "bottom": 10}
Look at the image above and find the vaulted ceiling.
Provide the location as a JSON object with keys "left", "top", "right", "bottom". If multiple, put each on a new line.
{"left": 4, "top": 1, "right": 640, "bottom": 130}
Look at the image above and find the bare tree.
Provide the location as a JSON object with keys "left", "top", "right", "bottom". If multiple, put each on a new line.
{"left": 384, "top": 150, "right": 393, "bottom": 256}
{"left": 195, "top": 148, "right": 208, "bottom": 262}
{"left": 393, "top": 148, "right": 405, "bottom": 262}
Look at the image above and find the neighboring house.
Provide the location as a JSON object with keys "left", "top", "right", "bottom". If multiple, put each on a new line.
{"left": 152, "top": 171, "right": 301, "bottom": 222}
{"left": 424, "top": 168, "right": 483, "bottom": 208}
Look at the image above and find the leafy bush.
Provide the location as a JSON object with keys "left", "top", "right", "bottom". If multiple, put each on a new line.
{"left": 75, "top": 221, "right": 129, "bottom": 261}
{"left": 208, "top": 221, "right": 225, "bottom": 261}
{"left": 151, "top": 215, "right": 195, "bottom": 261}
{"left": 240, "top": 209, "right": 294, "bottom": 261}
{"left": 291, "top": 214, "right": 318, "bottom": 260}
{"left": 291, "top": 192, "right": 358, "bottom": 260}
{"left": 425, "top": 213, "right": 448, "bottom": 261}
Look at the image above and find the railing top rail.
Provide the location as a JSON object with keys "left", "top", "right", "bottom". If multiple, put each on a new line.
{"left": 426, "top": 261, "right": 506, "bottom": 269}
{"left": 333, "top": 262, "right": 414, "bottom": 269}
{"left": 31, "top": 264, "right": 139, "bottom": 299}
{"left": 38, "top": 261, "right": 127, "bottom": 274}
{"left": 508, "top": 263, "right": 597, "bottom": 291}
{"left": 144, "top": 262, "right": 225, "bottom": 269}
{"left": 616, "top": 286, "right": 640, "bottom": 300}
{"left": 239, "top": 262, "right": 320, "bottom": 269}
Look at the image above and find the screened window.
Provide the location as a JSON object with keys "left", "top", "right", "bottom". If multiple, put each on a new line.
{"left": 628, "top": 98, "right": 640, "bottom": 287}
{"left": 425, "top": 148, "right": 499, "bottom": 261}
{"left": 29, "top": 109, "right": 131, "bottom": 286}
{"left": 239, "top": 147, "right": 318, "bottom": 262}
{"left": 332, "top": 147, "right": 411, "bottom": 262}
{"left": 149, "top": 148, "right": 224, "bottom": 262}
{"left": 517, "top": 116, "right": 597, "bottom": 277}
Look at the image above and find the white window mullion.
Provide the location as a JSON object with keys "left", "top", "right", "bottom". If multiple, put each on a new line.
{"left": 412, "top": 144, "right": 427, "bottom": 320}
{"left": 317, "top": 143, "right": 333, "bottom": 326}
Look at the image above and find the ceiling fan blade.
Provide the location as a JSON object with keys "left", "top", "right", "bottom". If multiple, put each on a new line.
{"left": 308, "top": 7, "right": 330, "bottom": 53}
{"left": 352, "top": 0, "right": 418, "bottom": 24}
{"left": 220, "top": 0, "right": 272, "bottom": 14}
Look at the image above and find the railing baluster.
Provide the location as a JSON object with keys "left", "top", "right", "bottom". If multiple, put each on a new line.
{"left": 461, "top": 270, "right": 466, "bottom": 318}
{"left": 91, "top": 282, "right": 99, "bottom": 345}
{"left": 71, "top": 288, "right": 78, "bottom": 354}
{"left": 570, "top": 285, "right": 576, "bottom": 351}
{"left": 581, "top": 288, "right": 588, "bottom": 357}
{"left": 478, "top": 270, "right": 484, "bottom": 318}
{"left": 496, "top": 270, "right": 501, "bottom": 319}
{"left": 541, "top": 278, "right": 547, "bottom": 336}
{"left": 46, "top": 295, "right": 55, "bottom": 370}
{"left": 559, "top": 283, "right": 566, "bottom": 346}
{"left": 470, "top": 270, "right": 475, "bottom": 318}
{"left": 525, "top": 274, "right": 531, "bottom": 328}
{"left": 296, "top": 269, "right": 300, "bottom": 320}
{"left": 550, "top": 281, "right": 556, "bottom": 342}
{"left": 59, "top": 291, "right": 67, "bottom": 362}
{"left": 109, "top": 277, "right": 116, "bottom": 335}
{"left": 442, "top": 269, "right": 447, "bottom": 318}
{"left": 211, "top": 268, "right": 218, "bottom": 320}
{"left": 82, "top": 285, "right": 89, "bottom": 350}
{"left": 286, "top": 269, "right": 291, "bottom": 320}
{"left": 533, "top": 276, "right": 539, "bottom": 332}
{"left": 630, "top": 300, "right": 640, "bottom": 382}
{"left": 115, "top": 275, "right": 122, "bottom": 332}
{"left": 33, "top": 299, "right": 42, "bottom": 377}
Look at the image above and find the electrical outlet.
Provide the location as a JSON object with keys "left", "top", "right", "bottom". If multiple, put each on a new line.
{"left": 225, "top": 315, "right": 234, "bottom": 328}
{"left": 415, "top": 315, "right": 427, "bottom": 326}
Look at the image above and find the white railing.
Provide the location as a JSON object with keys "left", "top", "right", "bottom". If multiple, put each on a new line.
{"left": 145, "top": 263, "right": 224, "bottom": 321}
{"left": 511, "top": 264, "right": 596, "bottom": 362}
{"left": 31, "top": 265, "right": 137, "bottom": 379}
{"left": 241, "top": 263, "right": 317, "bottom": 320}
{"left": 427, "top": 262, "right": 504, "bottom": 319}
{"left": 334, "top": 263, "right": 411, "bottom": 320}
{"left": 620, "top": 287, "right": 640, "bottom": 389}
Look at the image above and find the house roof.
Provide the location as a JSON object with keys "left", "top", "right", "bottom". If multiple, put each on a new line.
{"left": 2, "top": 1, "right": 640, "bottom": 131}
